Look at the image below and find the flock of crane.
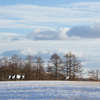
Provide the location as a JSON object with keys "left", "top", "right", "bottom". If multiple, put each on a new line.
{"left": 7, "top": 73, "right": 25, "bottom": 80}
{"left": 7, "top": 73, "right": 69, "bottom": 80}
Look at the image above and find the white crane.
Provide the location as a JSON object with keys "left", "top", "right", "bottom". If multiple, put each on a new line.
{"left": 15, "top": 73, "right": 21, "bottom": 79}
{"left": 7, "top": 73, "right": 11, "bottom": 79}
{"left": 21, "top": 73, "right": 25, "bottom": 79}
{"left": 65, "top": 76, "right": 69, "bottom": 79}
{"left": 11, "top": 75, "right": 15, "bottom": 79}
{"left": 64, "top": 76, "right": 69, "bottom": 80}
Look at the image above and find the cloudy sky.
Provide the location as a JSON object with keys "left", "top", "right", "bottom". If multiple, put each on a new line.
{"left": 0, "top": 0, "right": 100, "bottom": 71}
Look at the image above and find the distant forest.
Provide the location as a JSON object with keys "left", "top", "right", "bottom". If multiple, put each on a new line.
{"left": 0, "top": 52, "right": 99, "bottom": 81}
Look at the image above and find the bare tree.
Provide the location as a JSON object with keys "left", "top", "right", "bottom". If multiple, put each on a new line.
{"left": 10, "top": 55, "right": 19, "bottom": 76}
{"left": 63, "top": 52, "right": 83, "bottom": 80}
{"left": 63, "top": 53, "right": 70, "bottom": 77}
{"left": 34, "top": 56, "right": 44, "bottom": 80}
{"left": 49, "top": 53, "right": 63, "bottom": 80}
{"left": 2, "top": 57, "right": 8, "bottom": 80}
{"left": 46, "top": 62, "right": 55, "bottom": 80}
{"left": 17, "top": 57, "right": 24, "bottom": 74}
{"left": 25, "top": 55, "right": 34, "bottom": 80}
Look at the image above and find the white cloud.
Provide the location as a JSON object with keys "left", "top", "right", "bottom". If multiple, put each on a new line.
{"left": 20, "top": 48, "right": 37, "bottom": 56}
{"left": 0, "top": 32, "right": 26, "bottom": 41}
{"left": 91, "top": 20, "right": 100, "bottom": 28}
{"left": 25, "top": 21, "right": 100, "bottom": 40}
{"left": 67, "top": 21, "right": 100, "bottom": 38}
{"left": 0, "top": 19, "right": 51, "bottom": 29}
{"left": 0, "top": 48, "right": 86, "bottom": 60}
{"left": 26, "top": 28, "right": 69, "bottom": 40}
{"left": 0, "top": 2, "right": 100, "bottom": 29}
{"left": 61, "top": 2, "right": 100, "bottom": 11}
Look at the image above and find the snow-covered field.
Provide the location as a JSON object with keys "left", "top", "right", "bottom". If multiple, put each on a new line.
{"left": 0, "top": 81, "right": 100, "bottom": 100}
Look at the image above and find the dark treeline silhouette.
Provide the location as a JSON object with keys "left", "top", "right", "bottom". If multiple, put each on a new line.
{"left": 0, "top": 52, "right": 98, "bottom": 81}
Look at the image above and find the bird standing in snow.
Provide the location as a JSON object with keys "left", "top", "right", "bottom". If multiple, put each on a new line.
{"left": 64, "top": 76, "right": 69, "bottom": 80}
{"left": 7, "top": 73, "right": 11, "bottom": 79}
{"left": 21, "top": 73, "right": 25, "bottom": 79}
{"left": 15, "top": 73, "right": 21, "bottom": 79}
{"left": 11, "top": 75, "right": 15, "bottom": 79}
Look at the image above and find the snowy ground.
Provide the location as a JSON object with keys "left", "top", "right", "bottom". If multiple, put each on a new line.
{"left": 0, "top": 81, "right": 100, "bottom": 100}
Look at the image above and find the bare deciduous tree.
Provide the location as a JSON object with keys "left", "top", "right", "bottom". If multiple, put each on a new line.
{"left": 2, "top": 57, "right": 8, "bottom": 80}
{"left": 63, "top": 52, "right": 83, "bottom": 80}
{"left": 34, "top": 56, "right": 44, "bottom": 80}
{"left": 25, "top": 55, "right": 34, "bottom": 80}
{"left": 49, "top": 53, "right": 63, "bottom": 80}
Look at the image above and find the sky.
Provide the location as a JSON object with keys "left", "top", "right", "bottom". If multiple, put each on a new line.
{"left": 0, "top": 0, "right": 100, "bottom": 72}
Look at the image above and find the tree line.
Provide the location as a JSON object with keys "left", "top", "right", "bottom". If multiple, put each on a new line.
{"left": 0, "top": 52, "right": 99, "bottom": 81}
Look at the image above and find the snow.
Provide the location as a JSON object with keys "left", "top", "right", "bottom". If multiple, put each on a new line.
{"left": 0, "top": 81, "right": 100, "bottom": 99}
